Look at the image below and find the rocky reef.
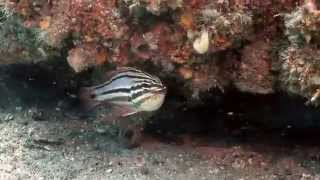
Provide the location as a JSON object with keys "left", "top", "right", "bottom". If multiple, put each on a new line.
{"left": 0, "top": 2, "right": 52, "bottom": 64}
{"left": 274, "top": 0, "right": 320, "bottom": 106}
{"left": 3, "top": 0, "right": 320, "bottom": 107}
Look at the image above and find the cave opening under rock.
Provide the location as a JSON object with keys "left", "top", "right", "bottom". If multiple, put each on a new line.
{"left": 2, "top": 62, "right": 320, "bottom": 147}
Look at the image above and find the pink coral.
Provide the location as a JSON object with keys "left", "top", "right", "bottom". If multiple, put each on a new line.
{"left": 67, "top": 44, "right": 97, "bottom": 73}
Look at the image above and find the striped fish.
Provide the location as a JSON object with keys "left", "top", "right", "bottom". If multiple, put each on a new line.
{"left": 79, "top": 67, "right": 167, "bottom": 117}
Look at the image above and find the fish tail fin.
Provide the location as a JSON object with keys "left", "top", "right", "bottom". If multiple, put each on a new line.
{"left": 78, "top": 87, "right": 99, "bottom": 111}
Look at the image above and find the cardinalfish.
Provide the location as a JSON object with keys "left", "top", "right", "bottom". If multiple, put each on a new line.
{"left": 79, "top": 67, "right": 167, "bottom": 119}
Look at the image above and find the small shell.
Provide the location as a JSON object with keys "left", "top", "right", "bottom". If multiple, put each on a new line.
{"left": 193, "top": 31, "right": 209, "bottom": 54}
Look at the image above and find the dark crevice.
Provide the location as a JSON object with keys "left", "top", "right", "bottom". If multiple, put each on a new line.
{"left": 1, "top": 62, "right": 320, "bottom": 146}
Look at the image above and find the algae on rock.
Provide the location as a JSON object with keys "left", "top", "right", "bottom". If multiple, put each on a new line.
{"left": 276, "top": 3, "right": 320, "bottom": 106}
{"left": 0, "top": 5, "right": 57, "bottom": 64}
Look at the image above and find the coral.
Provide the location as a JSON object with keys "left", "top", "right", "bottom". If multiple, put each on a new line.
{"left": 234, "top": 40, "right": 274, "bottom": 94}
{"left": 5, "top": 0, "right": 319, "bottom": 105}
{"left": 283, "top": 0, "right": 320, "bottom": 46}
{"left": 277, "top": 46, "right": 320, "bottom": 106}
{"left": 67, "top": 43, "right": 108, "bottom": 73}
{"left": 41, "top": 4, "right": 71, "bottom": 48}
{"left": 276, "top": 0, "right": 320, "bottom": 106}
{"left": 191, "top": 7, "right": 253, "bottom": 53}
{"left": 7, "top": 0, "right": 128, "bottom": 71}
{"left": 0, "top": 3, "right": 55, "bottom": 64}
{"left": 188, "top": 62, "right": 223, "bottom": 100}
{"left": 118, "top": 1, "right": 254, "bottom": 98}
{"left": 67, "top": 44, "right": 97, "bottom": 73}
{"left": 178, "top": 54, "right": 235, "bottom": 100}
{"left": 122, "top": 0, "right": 183, "bottom": 15}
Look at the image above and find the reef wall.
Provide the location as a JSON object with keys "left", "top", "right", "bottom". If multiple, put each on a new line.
{"left": 2, "top": 0, "right": 320, "bottom": 106}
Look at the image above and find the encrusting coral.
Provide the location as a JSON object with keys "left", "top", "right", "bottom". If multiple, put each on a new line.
{"left": 0, "top": 2, "right": 54, "bottom": 64}
{"left": 277, "top": 47, "right": 320, "bottom": 106}
{"left": 275, "top": 0, "right": 320, "bottom": 106}
{"left": 234, "top": 40, "right": 274, "bottom": 94}
{"left": 3, "top": 0, "right": 320, "bottom": 107}
{"left": 283, "top": 0, "right": 320, "bottom": 46}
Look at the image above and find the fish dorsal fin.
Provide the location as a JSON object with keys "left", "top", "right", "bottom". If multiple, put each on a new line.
{"left": 116, "top": 66, "right": 142, "bottom": 73}
{"left": 104, "top": 67, "right": 141, "bottom": 79}
{"left": 104, "top": 69, "right": 120, "bottom": 80}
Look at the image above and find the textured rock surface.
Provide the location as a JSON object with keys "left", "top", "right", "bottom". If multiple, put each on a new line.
{"left": 234, "top": 40, "right": 274, "bottom": 94}
{"left": 276, "top": 0, "right": 320, "bottom": 106}
{"left": 3, "top": 0, "right": 320, "bottom": 106}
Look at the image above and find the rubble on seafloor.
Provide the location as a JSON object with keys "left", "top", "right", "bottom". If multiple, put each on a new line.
{"left": 3, "top": 0, "right": 320, "bottom": 107}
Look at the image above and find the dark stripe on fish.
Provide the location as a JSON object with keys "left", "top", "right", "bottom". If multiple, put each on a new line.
{"left": 93, "top": 74, "right": 158, "bottom": 90}
{"left": 97, "top": 82, "right": 162, "bottom": 98}
{"left": 99, "top": 88, "right": 131, "bottom": 95}
{"left": 118, "top": 67, "right": 155, "bottom": 79}
{"left": 131, "top": 82, "right": 163, "bottom": 91}
{"left": 132, "top": 92, "right": 155, "bottom": 106}
{"left": 131, "top": 88, "right": 149, "bottom": 100}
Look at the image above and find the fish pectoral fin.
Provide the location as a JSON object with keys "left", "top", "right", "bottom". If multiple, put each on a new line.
{"left": 107, "top": 104, "right": 138, "bottom": 118}
{"left": 120, "top": 110, "right": 138, "bottom": 117}
{"left": 118, "top": 106, "right": 138, "bottom": 117}
{"left": 98, "top": 104, "right": 139, "bottom": 124}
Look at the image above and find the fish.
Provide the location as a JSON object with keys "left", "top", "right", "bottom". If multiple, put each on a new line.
{"left": 79, "top": 67, "right": 167, "bottom": 118}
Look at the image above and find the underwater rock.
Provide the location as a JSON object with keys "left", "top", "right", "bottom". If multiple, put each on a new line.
{"left": 3, "top": 0, "right": 320, "bottom": 107}
{"left": 67, "top": 44, "right": 108, "bottom": 73}
{"left": 0, "top": 4, "right": 54, "bottom": 64}
{"left": 234, "top": 40, "right": 274, "bottom": 94}
{"left": 276, "top": 0, "right": 320, "bottom": 106}
{"left": 190, "top": 7, "right": 253, "bottom": 53}
{"left": 121, "top": 0, "right": 183, "bottom": 16}
{"left": 276, "top": 46, "right": 320, "bottom": 106}
{"left": 283, "top": 1, "right": 320, "bottom": 46}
